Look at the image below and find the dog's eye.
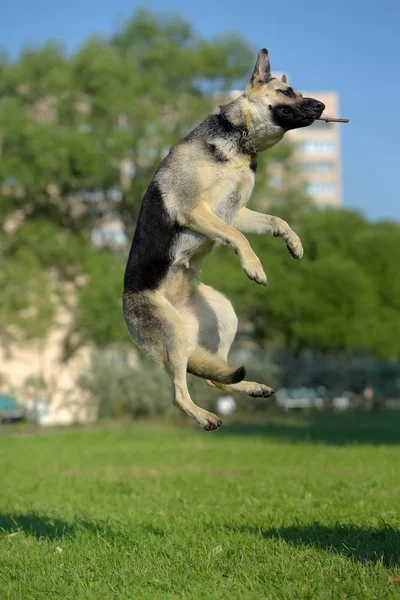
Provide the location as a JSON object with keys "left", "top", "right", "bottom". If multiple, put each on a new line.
{"left": 279, "top": 88, "right": 296, "bottom": 99}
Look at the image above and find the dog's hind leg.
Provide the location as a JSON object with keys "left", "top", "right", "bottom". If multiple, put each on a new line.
{"left": 123, "top": 291, "right": 222, "bottom": 430}
{"left": 188, "top": 283, "right": 274, "bottom": 398}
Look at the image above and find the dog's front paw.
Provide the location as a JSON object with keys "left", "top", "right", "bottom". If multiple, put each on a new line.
{"left": 286, "top": 233, "right": 304, "bottom": 260}
{"left": 241, "top": 253, "right": 267, "bottom": 285}
{"left": 272, "top": 218, "right": 303, "bottom": 260}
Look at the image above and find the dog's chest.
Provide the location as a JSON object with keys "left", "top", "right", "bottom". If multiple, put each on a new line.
{"left": 171, "top": 162, "right": 255, "bottom": 269}
{"left": 213, "top": 166, "right": 255, "bottom": 224}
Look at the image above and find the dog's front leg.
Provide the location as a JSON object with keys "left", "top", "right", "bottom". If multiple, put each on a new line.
{"left": 233, "top": 207, "right": 303, "bottom": 259}
{"left": 180, "top": 202, "right": 267, "bottom": 285}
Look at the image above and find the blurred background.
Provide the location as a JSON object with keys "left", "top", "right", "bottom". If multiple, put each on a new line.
{"left": 1, "top": 0, "right": 400, "bottom": 427}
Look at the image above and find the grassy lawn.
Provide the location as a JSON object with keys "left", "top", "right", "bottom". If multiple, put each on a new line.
{"left": 1, "top": 412, "right": 400, "bottom": 599}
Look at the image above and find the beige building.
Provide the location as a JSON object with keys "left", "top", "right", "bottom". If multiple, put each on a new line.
{"left": 289, "top": 91, "right": 342, "bottom": 207}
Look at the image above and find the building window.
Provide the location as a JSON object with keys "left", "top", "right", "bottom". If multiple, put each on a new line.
{"left": 306, "top": 182, "right": 336, "bottom": 196}
{"left": 299, "top": 161, "right": 335, "bottom": 173}
{"left": 299, "top": 141, "right": 335, "bottom": 155}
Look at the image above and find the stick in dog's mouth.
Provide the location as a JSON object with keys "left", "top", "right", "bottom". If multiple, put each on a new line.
{"left": 317, "top": 115, "right": 350, "bottom": 123}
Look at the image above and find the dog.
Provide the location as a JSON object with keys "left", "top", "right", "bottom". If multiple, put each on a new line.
{"left": 123, "top": 48, "right": 325, "bottom": 430}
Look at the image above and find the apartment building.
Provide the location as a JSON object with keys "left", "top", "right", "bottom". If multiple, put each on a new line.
{"left": 289, "top": 91, "right": 342, "bottom": 206}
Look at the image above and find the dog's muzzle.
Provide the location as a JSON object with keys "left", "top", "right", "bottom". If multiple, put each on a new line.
{"left": 271, "top": 98, "right": 325, "bottom": 131}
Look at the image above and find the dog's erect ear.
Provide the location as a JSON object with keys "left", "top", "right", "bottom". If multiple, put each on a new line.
{"left": 281, "top": 74, "right": 288, "bottom": 84}
{"left": 250, "top": 48, "right": 272, "bottom": 87}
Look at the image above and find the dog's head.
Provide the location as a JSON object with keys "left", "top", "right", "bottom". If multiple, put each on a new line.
{"left": 244, "top": 49, "right": 325, "bottom": 151}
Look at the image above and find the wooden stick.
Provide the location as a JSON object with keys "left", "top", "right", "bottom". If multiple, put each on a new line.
{"left": 317, "top": 116, "right": 349, "bottom": 123}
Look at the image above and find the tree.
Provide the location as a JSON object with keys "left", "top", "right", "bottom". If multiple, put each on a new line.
{"left": 0, "top": 9, "right": 254, "bottom": 238}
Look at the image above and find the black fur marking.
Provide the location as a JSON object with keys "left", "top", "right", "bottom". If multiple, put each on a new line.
{"left": 217, "top": 110, "right": 248, "bottom": 139}
{"left": 205, "top": 142, "right": 229, "bottom": 163}
{"left": 183, "top": 111, "right": 255, "bottom": 156}
{"left": 124, "top": 180, "right": 182, "bottom": 293}
{"left": 271, "top": 99, "right": 324, "bottom": 131}
{"left": 183, "top": 114, "right": 222, "bottom": 142}
{"left": 279, "top": 87, "right": 296, "bottom": 99}
{"left": 250, "top": 155, "right": 258, "bottom": 173}
{"left": 184, "top": 113, "right": 245, "bottom": 145}
{"left": 232, "top": 365, "right": 246, "bottom": 384}
{"left": 271, "top": 104, "right": 313, "bottom": 131}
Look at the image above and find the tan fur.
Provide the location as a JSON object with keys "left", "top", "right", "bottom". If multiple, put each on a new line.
{"left": 187, "top": 347, "right": 245, "bottom": 384}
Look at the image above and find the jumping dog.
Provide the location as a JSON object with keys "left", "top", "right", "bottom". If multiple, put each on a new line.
{"left": 123, "top": 49, "right": 325, "bottom": 430}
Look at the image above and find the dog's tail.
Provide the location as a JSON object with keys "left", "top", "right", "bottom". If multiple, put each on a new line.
{"left": 187, "top": 347, "right": 246, "bottom": 385}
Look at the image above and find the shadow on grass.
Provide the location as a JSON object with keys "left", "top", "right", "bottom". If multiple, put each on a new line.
{"left": 0, "top": 513, "right": 168, "bottom": 541}
{"left": 3, "top": 514, "right": 399, "bottom": 567}
{"left": 0, "top": 513, "right": 113, "bottom": 540}
{"left": 233, "top": 522, "right": 400, "bottom": 566}
{"left": 220, "top": 412, "right": 400, "bottom": 445}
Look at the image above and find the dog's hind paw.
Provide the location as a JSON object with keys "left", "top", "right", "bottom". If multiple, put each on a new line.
{"left": 195, "top": 410, "right": 222, "bottom": 431}
{"left": 248, "top": 383, "right": 275, "bottom": 398}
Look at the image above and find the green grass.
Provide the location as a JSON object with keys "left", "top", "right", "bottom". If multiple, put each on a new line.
{"left": 1, "top": 412, "right": 400, "bottom": 599}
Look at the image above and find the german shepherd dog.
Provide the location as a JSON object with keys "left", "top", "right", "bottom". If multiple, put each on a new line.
{"left": 123, "top": 49, "right": 325, "bottom": 430}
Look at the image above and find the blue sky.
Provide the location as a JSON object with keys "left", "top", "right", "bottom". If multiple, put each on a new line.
{"left": 1, "top": 0, "right": 399, "bottom": 221}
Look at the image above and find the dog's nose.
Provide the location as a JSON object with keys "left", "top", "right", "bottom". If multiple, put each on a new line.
{"left": 313, "top": 101, "right": 325, "bottom": 112}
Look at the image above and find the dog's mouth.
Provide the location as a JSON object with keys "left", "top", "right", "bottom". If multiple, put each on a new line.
{"left": 272, "top": 98, "right": 325, "bottom": 131}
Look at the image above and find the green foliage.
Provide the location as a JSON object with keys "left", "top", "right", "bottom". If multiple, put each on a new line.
{"left": 0, "top": 245, "right": 54, "bottom": 341}
{"left": 5, "top": 220, "right": 85, "bottom": 270}
{"left": 112, "top": 8, "right": 252, "bottom": 91}
{"left": 4, "top": 43, "right": 72, "bottom": 99}
{"left": 71, "top": 251, "right": 127, "bottom": 350}
{"left": 78, "top": 352, "right": 173, "bottom": 419}
{"left": 0, "top": 9, "right": 253, "bottom": 234}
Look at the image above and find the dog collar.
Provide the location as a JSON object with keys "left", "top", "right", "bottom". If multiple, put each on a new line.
{"left": 218, "top": 108, "right": 248, "bottom": 137}
{"left": 218, "top": 108, "right": 257, "bottom": 156}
